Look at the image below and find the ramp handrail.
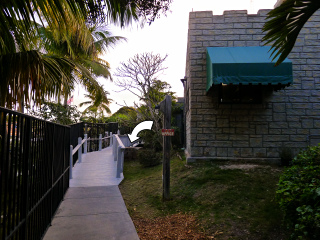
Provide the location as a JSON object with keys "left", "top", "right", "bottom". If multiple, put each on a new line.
{"left": 113, "top": 134, "right": 132, "bottom": 178}
{"left": 69, "top": 132, "right": 113, "bottom": 179}
{"left": 69, "top": 132, "right": 130, "bottom": 180}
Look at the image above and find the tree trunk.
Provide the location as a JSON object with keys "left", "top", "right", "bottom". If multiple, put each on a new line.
{"left": 64, "top": 92, "right": 68, "bottom": 106}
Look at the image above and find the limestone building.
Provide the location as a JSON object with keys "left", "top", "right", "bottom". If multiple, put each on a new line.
{"left": 183, "top": 9, "right": 320, "bottom": 163}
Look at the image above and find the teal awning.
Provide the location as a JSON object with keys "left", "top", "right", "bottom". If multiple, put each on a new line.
{"left": 206, "top": 46, "right": 293, "bottom": 91}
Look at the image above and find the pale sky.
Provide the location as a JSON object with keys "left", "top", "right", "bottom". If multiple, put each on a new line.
{"left": 73, "top": 0, "right": 278, "bottom": 114}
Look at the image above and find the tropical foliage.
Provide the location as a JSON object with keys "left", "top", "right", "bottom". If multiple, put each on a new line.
{"left": 276, "top": 145, "right": 320, "bottom": 239}
{"left": 0, "top": 0, "right": 172, "bottom": 110}
{"left": 263, "top": 0, "right": 320, "bottom": 65}
{"left": 104, "top": 106, "right": 137, "bottom": 133}
{"left": 80, "top": 85, "right": 112, "bottom": 122}
{"left": 0, "top": 0, "right": 136, "bottom": 108}
{"left": 27, "top": 101, "right": 81, "bottom": 125}
{"left": 135, "top": 0, "right": 172, "bottom": 24}
{"left": 36, "top": 20, "right": 125, "bottom": 105}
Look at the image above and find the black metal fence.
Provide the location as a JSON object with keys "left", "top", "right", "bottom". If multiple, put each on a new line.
{"left": 69, "top": 122, "right": 84, "bottom": 155}
{"left": 85, "top": 122, "right": 118, "bottom": 152}
{"left": 69, "top": 122, "right": 118, "bottom": 154}
{"left": 0, "top": 107, "right": 70, "bottom": 240}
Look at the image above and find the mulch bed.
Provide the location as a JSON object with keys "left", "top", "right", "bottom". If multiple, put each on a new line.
{"left": 133, "top": 213, "right": 213, "bottom": 239}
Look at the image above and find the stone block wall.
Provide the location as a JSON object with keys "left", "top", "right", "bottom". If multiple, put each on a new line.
{"left": 184, "top": 9, "right": 320, "bottom": 162}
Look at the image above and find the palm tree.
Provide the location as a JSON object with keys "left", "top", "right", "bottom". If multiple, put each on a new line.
{"left": 262, "top": 0, "right": 320, "bottom": 66}
{"left": 36, "top": 18, "right": 125, "bottom": 105}
{"left": 0, "top": 0, "right": 137, "bottom": 109}
{"left": 0, "top": 1, "right": 174, "bottom": 109}
{"left": 80, "top": 86, "right": 112, "bottom": 121}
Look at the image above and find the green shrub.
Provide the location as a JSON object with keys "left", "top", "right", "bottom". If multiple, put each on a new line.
{"left": 276, "top": 145, "right": 320, "bottom": 239}
{"left": 138, "top": 149, "right": 162, "bottom": 168}
{"left": 139, "top": 130, "right": 162, "bottom": 152}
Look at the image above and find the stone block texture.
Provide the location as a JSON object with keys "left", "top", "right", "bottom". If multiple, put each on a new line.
{"left": 184, "top": 9, "right": 320, "bottom": 161}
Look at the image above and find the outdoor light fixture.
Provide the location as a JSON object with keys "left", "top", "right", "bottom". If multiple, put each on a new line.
{"left": 155, "top": 104, "right": 160, "bottom": 114}
{"left": 180, "top": 77, "right": 187, "bottom": 86}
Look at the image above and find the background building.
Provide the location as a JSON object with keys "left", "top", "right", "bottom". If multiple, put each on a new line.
{"left": 183, "top": 9, "right": 320, "bottom": 163}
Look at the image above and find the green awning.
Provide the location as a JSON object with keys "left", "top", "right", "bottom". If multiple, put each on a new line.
{"left": 206, "top": 46, "right": 293, "bottom": 92}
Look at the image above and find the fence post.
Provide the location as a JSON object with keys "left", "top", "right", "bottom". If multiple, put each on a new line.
{"left": 22, "top": 117, "right": 32, "bottom": 239}
{"left": 70, "top": 145, "right": 73, "bottom": 179}
{"left": 78, "top": 137, "right": 82, "bottom": 163}
{"left": 99, "top": 134, "right": 102, "bottom": 151}
{"left": 117, "top": 129, "right": 120, "bottom": 135}
{"left": 116, "top": 146, "right": 122, "bottom": 178}
{"left": 110, "top": 132, "right": 113, "bottom": 146}
{"left": 113, "top": 135, "right": 117, "bottom": 159}
{"left": 121, "top": 148, "right": 124, "bottom": 175}
{"left": 84, "top": 134, "right": 87, "bottom": 154}
{"left": 106, "top": 132, "right": 109, "bottom": 147}
{"left": 105, "top": 132, "right": 109, "bottom": 147}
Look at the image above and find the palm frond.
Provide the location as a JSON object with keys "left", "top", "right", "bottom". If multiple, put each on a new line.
{"left": 79, "top": 82, "right": 111, "bottom": 116}
{"left": 0, "top": 0, "right": 86, "bottom": 54}
{"left": 81, "top": 59, "right": 112, "bottom": 79}
{"left": 262, "top": 0, "right": 320, "bottom": 65}
{"left": 0, "top": 50, "right": 77, "bottom": 107}
{"left": 104, "top": 0, "right": 138, "bottom": 27}
{"left": 42, "top": 54, "right": 78, "bottom": 98}
{"left": 0, "top": 1, "right": 132, "bottom": 108}
{"left": 91, "top": 29, "right": 127, "bottom": 53}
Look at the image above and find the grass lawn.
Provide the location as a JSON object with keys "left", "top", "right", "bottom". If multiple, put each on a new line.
{"left": 119, "top": 152, "right": 290, "bottom": 239}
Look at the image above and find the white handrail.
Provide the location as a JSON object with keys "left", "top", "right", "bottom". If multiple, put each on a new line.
{"left": 69, "top": 132, "right": 113, "bottom": 179}
{"left": 69, "top": 132, "right": 129, "bottom": 180}
{"left": 87, "top": 136, "right": 112, "bottom": 141}
{"left": 70, "top": 136, "right": 88, "bottom": 179}
{"left": 72, "top": 137, "right": 89, "bottom": 155}
{"left": 115, "top": 135, "right": 126, "bottom": 148}
{"left": 113, "top": 134, "right": 132, "bottom": 178}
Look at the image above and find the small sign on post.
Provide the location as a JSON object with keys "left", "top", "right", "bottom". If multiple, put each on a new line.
{"left": 156, "top": 95, "right": 172, "bottom": 201}
{"left": 161, "top": 129, "right": 175, "bottom": 136}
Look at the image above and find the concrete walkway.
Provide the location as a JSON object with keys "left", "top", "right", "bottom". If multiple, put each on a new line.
{"left": 43, "top": 147, "right": 139, "bottom": 240}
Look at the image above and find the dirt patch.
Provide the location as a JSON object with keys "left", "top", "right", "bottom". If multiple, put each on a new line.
{"left": 219, "top": 164, "right": 260, "bottom": 170}
{"left": 133, "top": 213, "right": 212, "bottom": 239}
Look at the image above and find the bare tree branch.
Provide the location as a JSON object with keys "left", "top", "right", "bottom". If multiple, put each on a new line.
{"left": 114, "top": 52, "right": 171, "bottom": 141}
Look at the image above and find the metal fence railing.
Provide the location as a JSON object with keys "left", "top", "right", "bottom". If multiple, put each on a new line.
{"left": 0, "top": 107, "right": 70, "bottom": 240}
{"left": 84, "top": 122, "right": 118, "bottom": 152}
{"left": 69, "top": 122, "right": 118, "bottom": 165}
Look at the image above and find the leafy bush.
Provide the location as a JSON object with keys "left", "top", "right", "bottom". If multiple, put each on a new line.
{"left": 276, "top": 145, "right": 320, "bottom": 239}
{"left": 138, "top": 149, "right": 162, "bottom": 168}
{"left": 139, "top": 130, "right": 162, "bottom": 152}
{"left": 27, "top": 101, "right": 81, "bottom": 125}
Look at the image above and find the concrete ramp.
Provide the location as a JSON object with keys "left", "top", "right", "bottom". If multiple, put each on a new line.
{"left": 43, "top": 147, "right": 139, "bottom": 240}
{"left": 70, "top": 147, "right": 123, "bottom": 187}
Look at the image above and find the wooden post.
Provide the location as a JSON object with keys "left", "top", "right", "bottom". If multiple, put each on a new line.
{"left": 106, "top": 132, "right": 109, "bottom": 147}
{"left": 158, "top": 95, "right": 172, "bottom": 201}
{"left": 99, "top": 134, "right": 102, "bottom": 151}
{"left": 110, "top": 132, "right": 113, "bottom": 146}
{"left": 78, "top": 137, "right": 82, "bottom": 163}
{"left": 84, "top": 134, "right": 87, "bottom": 154}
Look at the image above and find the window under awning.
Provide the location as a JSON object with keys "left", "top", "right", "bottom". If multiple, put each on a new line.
{"left": 206, "top": 46, "right": 293, "bottom": 92}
